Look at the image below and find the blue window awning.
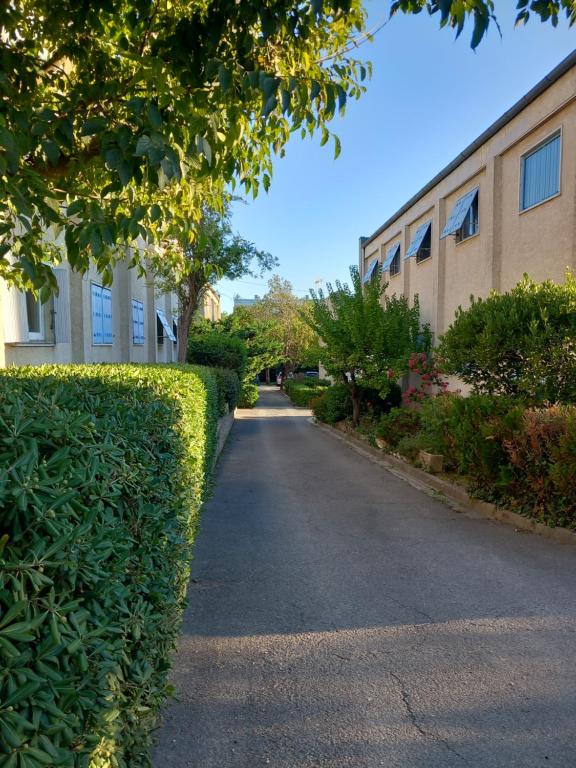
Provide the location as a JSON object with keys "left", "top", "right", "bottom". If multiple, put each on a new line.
{"left": 382, "top": 243, "right": 400, "bottom": 272}
{"left": 405, "top": 221, "right": 431, "bottom": 259}
{"left": 156, "top": 308, "right": 177, "bottom": 342}
{"left": 362, "top": 259, "right": 379, "bottom": 284}
{"left": 441, "top": 188, "right": 478, "bottom": 238}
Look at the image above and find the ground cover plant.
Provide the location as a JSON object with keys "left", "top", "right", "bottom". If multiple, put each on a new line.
{"left": 0, "top": 364, "right": 223, "bottom": 767}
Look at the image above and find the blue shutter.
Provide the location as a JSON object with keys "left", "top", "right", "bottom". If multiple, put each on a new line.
{"left": 521, "top": 133, "right": 560, "bottom": 210}
{"left": 382, "top": 243, "right": 400, "bottom": 271}
{"left": 102, "top": 288, "right": 113, "bottom": 344}
{"left": 405, "top": 221, "right": 431, "bottom": 259}
{"left": 138, "top": 302, "right": 145, "bottom": 344}
{"left": 91, "top": 284, "right": 103, "bottom": 345}
{"left": 131, "top": 300, "right": 139, "bottom": 343}
{"left": 441, "top": 188, "right": 478, "bottom": 238}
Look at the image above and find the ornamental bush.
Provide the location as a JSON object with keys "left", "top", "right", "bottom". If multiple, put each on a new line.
{"left": 211, "top": 367, "right": 241, "bottom": 414}
{"left": 311, "top": 384, "right": 352, "bottom": 424}
{"left": 238, "top": 382, "right": 259, "bottom": 409}
{"left": 0, "top": 364, "right": 221, "bottom": 768}
{"left": 284, "top": 380, "right": 330, "bottom": 408}
{"left": 438, "top": 274, "right": 576, "bottom": 400}
{"left": 187, "top": 333, "right": 248, "bottom": 380}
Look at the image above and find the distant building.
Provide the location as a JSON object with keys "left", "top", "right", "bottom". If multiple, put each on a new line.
{"left": 360, "top": 51, "right": 576, "bottom": 341}
{"left": 199, "top": 285, "right": 221, "bottom": 322}
{"left": 233, "top": 296, "right": 259, "bottom": 309}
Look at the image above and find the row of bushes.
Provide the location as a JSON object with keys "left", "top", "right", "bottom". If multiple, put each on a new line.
{"left": 284, "top": 378, "right": 330, "bottom": 407}
{"left": 377, "top": 395, "right": 576, "bottom": 529}
{"left": 187, "top": 332, "right": 258, "bottom": 409}
{"left": 0, "top": 364, "right": 228, "bottom": 767}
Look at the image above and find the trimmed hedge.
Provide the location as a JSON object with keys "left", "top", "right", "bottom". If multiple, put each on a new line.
{"left": 238, "top": 382, "right": 259, "bottom": 409}
{"left": 212, "top": 367, "right": 240, "bottom": 414}
{"left": 311, "top": 384, "right": 352, "bottom": 424}
{"left": 284, "top": 379, "right": 330, "bottom": 408}
{"left": 0, "top": 364, "right": 221, "bottom": 768}
{"left": 187, "top": 333, "right": 247, "bottom": 379}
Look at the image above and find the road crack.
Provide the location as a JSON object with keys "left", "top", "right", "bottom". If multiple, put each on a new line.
{"left": 388, "top": 670, "right": 471, "bottom": 766}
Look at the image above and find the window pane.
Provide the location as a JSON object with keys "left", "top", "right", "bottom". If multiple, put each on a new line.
{"left": 25, "top": 292, "right": 41, "bottom": 334}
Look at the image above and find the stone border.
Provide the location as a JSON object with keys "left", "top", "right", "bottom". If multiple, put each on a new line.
{"left": 213, "top": 409, "right": 235, "bottom": 468}
{"left": 313, "top": 419, "right": 576, "bottom": 546}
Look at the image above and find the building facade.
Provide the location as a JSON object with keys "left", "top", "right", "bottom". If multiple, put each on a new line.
{"left": 0, "top": 256, "right": 180, "bottom": 368}
{"left": 360, "top": 51, "right": 576, "bottom": 342}
{"left": 199, "top": 285, "right": 222, "bottom": 322}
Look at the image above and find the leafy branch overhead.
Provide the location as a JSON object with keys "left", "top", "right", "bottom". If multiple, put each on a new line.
{"left": 0, "top": 0, "right": 368, "bottom": 289}
{"left": 390, "top": 0, "right": 576, "bottom": 49}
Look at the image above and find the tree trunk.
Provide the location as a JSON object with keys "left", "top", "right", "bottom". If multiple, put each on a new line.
{"left": 177, "top": 279, "right": 200, "bottom": 363}
{"left": 350, "top": 380, "right": 361, "bottom": 427}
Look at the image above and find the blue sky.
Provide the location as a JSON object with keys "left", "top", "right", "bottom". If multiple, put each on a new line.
{"left": 216, "top": 4, "right": 575, "bottom": 313}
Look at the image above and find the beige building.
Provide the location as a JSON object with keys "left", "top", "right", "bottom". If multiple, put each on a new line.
{"left": 0, "top": 255, "right": 180, "bottom": 368}
{"left": 360, "top": 51, "right": 576, "bottom": 341}
{"left": 198, "top": 285, "right": 222, "bottom": 322}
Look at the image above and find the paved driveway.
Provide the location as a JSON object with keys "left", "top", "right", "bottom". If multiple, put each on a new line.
{"left": 153, "top": 386, "right": 576, "bottom": 768}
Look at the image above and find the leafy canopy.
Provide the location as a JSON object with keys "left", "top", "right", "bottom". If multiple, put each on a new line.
{"left": 307, "top": 264, "right": 425, "bottom": 395}
{"left": 0, "top": 0, "right": 368, "bottom": 290}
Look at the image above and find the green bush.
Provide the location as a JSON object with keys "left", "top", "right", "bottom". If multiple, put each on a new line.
{"left": 212, "top": 367, "right": 240, "bottom": 414}
{"left": 284, "top": 379, "right": 329, "bottom": 408}
{"left": 238, "top": 382, "right": 259, "bottom": 408}
{"left": 376, "top": 407, "right": 421, "bottom": 449}
{"left": 187, "top": 333, "right": 247, "bottom": 379}
{"left": 438, "top": 274, "right": 576, "bottom": 400}
{"left": 0, "top": 364, "right": 221, "bottom": 767}
{"left": 311, "top": 384, "right": 352, "bottom": 424}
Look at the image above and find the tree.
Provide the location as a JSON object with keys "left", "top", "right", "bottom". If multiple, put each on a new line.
{"left": 307, "top": 265, "right": 424, "bottom": 425}
{"left": 251, "top": 276, "right": 320, "bottom": 382}
{"left": 221, "top": 307, "right": 284, "bottom": 384}
{"left": 154, "top": 203, "right": 277, "bottom": 362}
{"left": 0, "top": 0, "right": 368, "bottom": 292}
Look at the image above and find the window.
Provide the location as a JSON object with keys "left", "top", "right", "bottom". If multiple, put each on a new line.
{"left": 156, "top": 308, "right": 176, "bottom": 343}
{"left": 92, "top": 283, "right": 113, "bottom": 345}
{"left": 172, "top": 316, "right": 178, "bottom": 345}
{"left": 382, "top": 243, "right": 401, "bottom": 277}
{"left": 131, "top": 299, "right": 145, "bottom": 345}
{"left": 441, "top": 188, "right": 479, "bottom": 242}
{"left": 521, "top": 132, "right": 561, "bottom": 211}
{"left": 406, "top": 221, "right": 432, "bottom": 263}
{"left": 362, "top": 259, "right": 379, "bottom": 284}
{"left": 25, "top": 291, "right": 43, "bottom": 340}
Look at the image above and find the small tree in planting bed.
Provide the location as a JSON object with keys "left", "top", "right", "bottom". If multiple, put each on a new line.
{"left": 307, "top": 265, "right": 426, "bottom": 426}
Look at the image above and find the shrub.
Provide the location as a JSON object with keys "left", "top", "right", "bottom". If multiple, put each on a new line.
{"left": 311, "top": 384, "right": 352, "bottom": 424}
{"left": 438, "top": 273, "right": 576, "bottom": 400}
{"left": 238, "top": 382, "right": 259, "bottom": 408}
{"left": 376, "top": 407, "right": 422, "bottom": 449}
{"left": 187, "top": 333, "right": 248, "bottom": 379}
{"left": 0, "top": 364, "right": 220, "bottom": 767}
{"left": 284, "top": 379, "right": 329, "bottom": 408}
{"left": 212, "top": 367, "right": 241, "bottom": 414}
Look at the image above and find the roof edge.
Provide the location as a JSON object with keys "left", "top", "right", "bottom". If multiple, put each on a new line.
{"left": 363, "top": 49, "right": 576, "bottom": 250}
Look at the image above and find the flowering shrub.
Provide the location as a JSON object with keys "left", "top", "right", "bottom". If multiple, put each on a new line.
{"left": 402, "top": 352, "right": 450, "bottom": 405}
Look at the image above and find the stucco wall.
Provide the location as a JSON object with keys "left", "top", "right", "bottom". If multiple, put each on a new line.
{"left": 361, "top": 64, "right": 576, "bottom": 341}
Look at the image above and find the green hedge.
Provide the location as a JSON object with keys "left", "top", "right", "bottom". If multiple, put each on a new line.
{"left": 212, "top": 367, "right": 240, "bottom": 414}
{"left": 0, "top": 364, "right": 221, "bottom": 768}
{"left": 284, "top": 379, "right": 330, "bottom": 408}
{"left": 238, "top": 382, "right": 259, "bottom": 409}
{"left": 311, "top": 384, "right": 352, "bottom": 424}
{"left": 187, "top": 333, "right": 247, "bottom": 380}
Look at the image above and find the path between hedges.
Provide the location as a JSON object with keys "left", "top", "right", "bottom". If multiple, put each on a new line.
{"left": 152, "top": 386, "right": 576, "bottom": 768}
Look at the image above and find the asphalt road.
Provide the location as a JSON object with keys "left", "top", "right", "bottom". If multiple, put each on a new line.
{"left": 152, "top": 386, "right": 576, "bottom": 768}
